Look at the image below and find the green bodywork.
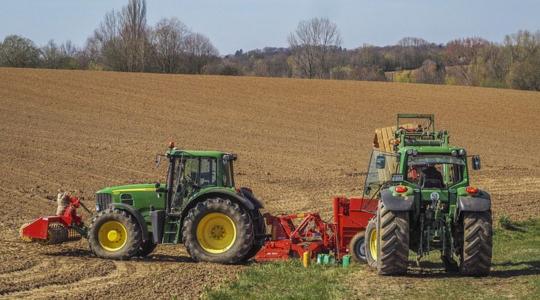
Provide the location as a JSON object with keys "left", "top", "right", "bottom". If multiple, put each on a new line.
{"left": 364, "top": 114, "right": 488, "bottom": 261}
{"left": 95, "top": 149, "right": 256, "bottom": 244}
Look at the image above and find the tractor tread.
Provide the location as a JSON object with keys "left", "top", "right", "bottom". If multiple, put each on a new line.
{"left": 182, "top": 197, "right": 254, "bottom": 264}
{"left": 460, "top": 211, "right": 492, "bottom": 276}
{"left": 377, "top": 203, "right": 409, "bottom": 275}
{"left": 88, "top": 208, "right": 142, "bottom": 260}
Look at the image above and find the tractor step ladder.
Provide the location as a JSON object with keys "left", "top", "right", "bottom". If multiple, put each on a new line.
{"left": 163, "top": 218, "right": 181, "bottom": 244}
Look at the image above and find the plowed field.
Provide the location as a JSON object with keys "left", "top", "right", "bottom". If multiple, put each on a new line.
{"left": 1, "top": 68, "right": 539, "bottom": 299}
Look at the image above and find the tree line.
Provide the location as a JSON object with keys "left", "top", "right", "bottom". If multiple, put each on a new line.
{"left": 1, "top": 0, "right": 539, "bottom": 91}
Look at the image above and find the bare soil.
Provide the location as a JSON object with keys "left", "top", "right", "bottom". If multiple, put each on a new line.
{"left": 1, "top": 68, "right": 539, "bottom": 299}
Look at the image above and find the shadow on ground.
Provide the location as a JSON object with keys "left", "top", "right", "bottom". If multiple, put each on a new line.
{"left": 405, "top": 259, "right": 540, "bottom": 278}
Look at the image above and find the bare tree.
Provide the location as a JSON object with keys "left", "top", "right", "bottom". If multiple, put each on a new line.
{"left": 41, "top": 40, "right": 80, "bottom": 69}
{"left": 93, "top": 10, "right": 123, "bottom": 70}
{"left": 152, "top": 17, "right": 190, "bottom": 73}
{"left": 41, "top": 40, "right": 61, "bottom": 68}
{"left": 444, "top": 37, "right": 489, "bottom": 84}
{"left": 118, "top": 0, "right": 149, "bottom": 71}
{"left": 92, "top": 0, "right": 150, "bottom": 71}
{"left": 183, "top": 33, "right": 219, "bottom": 74}
{"left": 415, "top": 59, "right": 446, "bottom": 84}
{"left": 288, "top": 18, "right": 342, "bottom": 79}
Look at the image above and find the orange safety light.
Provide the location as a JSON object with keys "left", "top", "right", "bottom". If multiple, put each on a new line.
{"left": 466, "top": 186, "right": 479, "bottom": 195}
{"left": 395, "top": 185, "right": 408, "bottom": 193}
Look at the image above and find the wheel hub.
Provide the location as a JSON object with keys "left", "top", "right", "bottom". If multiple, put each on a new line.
{"left": 98, "top": 220, "right": 128, "bottom": 252}
{"left": 196, "top": 212, "right": 237, "bottom": 254}
{"left": 107, "top": 230, "right": 120, "bottom": 242}
{"left": 210, "top": 225, "right": 225, "bottom": 239}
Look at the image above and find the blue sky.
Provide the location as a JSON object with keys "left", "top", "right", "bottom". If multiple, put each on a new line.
{"left": 1, "top": 0, "right": 539, "bottom": 55}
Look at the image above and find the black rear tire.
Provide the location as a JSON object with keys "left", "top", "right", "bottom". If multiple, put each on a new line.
{"left": 349, "top": 230, "right": 367, "bottom": 263}
{"left": 243, "top": 209, "right": 266, "bottom": 261}
{"left": 377, "top": 203, "right": 409, "bottom": 275}
{"left": 88, "top": 208, "right": 142, "bottom": 260}
{"left": 459, "top": 211, "right": 492, "bottom": 276}
{"left": 182, "top": 198, "right": 254, "bottom": 264}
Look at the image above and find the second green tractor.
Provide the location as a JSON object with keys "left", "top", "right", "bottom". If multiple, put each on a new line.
{"left": 363, "top": 114, "right": 492, "bottom": 276}
{"left": 88, "top": 145, "right": 265, "bottom": 264}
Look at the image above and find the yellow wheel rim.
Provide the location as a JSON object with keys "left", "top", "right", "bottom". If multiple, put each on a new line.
{"left": 98, "top": 221, "right": 128, "bottom": 252}
{"left": 369, "top": 227, "right": 378, "bottom": 261}
{"left": 196, "top": 212, "right": 236, "bottom": 254}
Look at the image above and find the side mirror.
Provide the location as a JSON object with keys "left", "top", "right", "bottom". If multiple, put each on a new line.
{"left": 364, "top": 186, "right": 372, "bottom": 195}
{"left": 155, "top": 182, "right": 167, "bottom": 198}
{"left": 472, "top": 155, "right": 481, "bottom": 170}
{"left": 375, "top": 155, "right": 386, "bottom": 169}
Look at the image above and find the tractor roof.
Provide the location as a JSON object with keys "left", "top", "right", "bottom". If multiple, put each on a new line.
{"left": 398, "top": 145, "right": 463, "bottom": 154}
{"left": 167, "top": 149, "right": 234, "bottom": 158}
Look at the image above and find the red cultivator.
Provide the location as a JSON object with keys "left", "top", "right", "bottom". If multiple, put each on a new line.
{"left": 255, "top": 197, "right": 378, "bottom": 262}
{"left": 20, "top": 195, "right": 89, "bottom": 244}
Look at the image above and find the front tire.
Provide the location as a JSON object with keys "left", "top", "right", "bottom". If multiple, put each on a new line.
{"left": 459, "top": 211, "right": 492, "bottom": 276}
{"left": 182, "top": 198, "right": 254, "bottom": 264}
{"left": 377, "top": 203, "right": 409, "bottom": 275}
{"left": 89, "top": 209, "right": 142, "bottom": 260}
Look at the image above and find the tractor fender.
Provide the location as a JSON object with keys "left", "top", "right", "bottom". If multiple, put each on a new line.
{"left": 238, "top": 187, "right": 264, "bottom": 209}
{"left": 192, "top": 190, "right": 256, "bottom": 210}
{"left": 457, "top": 191, "right": 491, "bottom": 213}
{"left": 380, "top": 189, "right": 414, "bottom": 211}
{"left": 111, "top": 203, "right": 150, "bottom": 242}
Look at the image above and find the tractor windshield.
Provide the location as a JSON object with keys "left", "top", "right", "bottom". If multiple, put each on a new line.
{"left": 406, "top": 154, "right": 465, "bottom": 188}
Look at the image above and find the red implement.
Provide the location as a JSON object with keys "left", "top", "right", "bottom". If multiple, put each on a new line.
{"left": 20, "top": 195, "right": 86, "bottom": 243}
{"left": 255, "top": 197, "right": 377, "bottom": 262}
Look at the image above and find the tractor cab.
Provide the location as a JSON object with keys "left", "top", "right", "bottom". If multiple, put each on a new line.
{"left": 163, "top": 148, "right": 237, "bottom": 213}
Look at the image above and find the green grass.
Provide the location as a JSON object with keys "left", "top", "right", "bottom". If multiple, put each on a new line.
{"left": 205, "top": 219, "right": 540, "bottom": 300}
{"left": 205, "top": 260, "right": 352, "bottom": 300}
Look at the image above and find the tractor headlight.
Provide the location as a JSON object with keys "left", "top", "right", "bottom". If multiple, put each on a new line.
{"left": 458, "top": 149, "right": 466, "bottom": 156}
{"left": 451, "top": 150, "right": 457, "bottom": 156}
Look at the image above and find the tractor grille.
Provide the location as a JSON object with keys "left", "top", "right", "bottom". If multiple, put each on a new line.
{"left": 96, "top": 193, "right": 112, "bottom": 211}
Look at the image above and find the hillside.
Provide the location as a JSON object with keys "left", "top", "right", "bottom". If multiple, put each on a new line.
{"left": 0, "top": 68, "right": 539, "bottom": 298}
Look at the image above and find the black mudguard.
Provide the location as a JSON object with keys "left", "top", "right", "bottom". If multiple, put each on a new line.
{"left": 380, "top": 189, "right": 414, "bottom": 211}
{"left": 111, "top": 202, "right": 150, "bottom": 241}
{"left": 238, "top": 187, "right": 264, "bottom": 209}
{"left": 457, "top": 191, "right": 491, "bottom": 212}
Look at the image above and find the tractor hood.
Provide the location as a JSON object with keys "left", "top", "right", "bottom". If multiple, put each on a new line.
{"left": 96, "top": 183, "right": 159, "bottom": 195}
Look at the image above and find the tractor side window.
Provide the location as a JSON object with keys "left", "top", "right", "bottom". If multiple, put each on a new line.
{"left": 363, "top": 150, "right": 398, "bottom": 198}
{"left": 183, "top": 158, "right": 200, "bottom": 184}
{"left": 199, "top": 158, "right": 217, "bottom": 187}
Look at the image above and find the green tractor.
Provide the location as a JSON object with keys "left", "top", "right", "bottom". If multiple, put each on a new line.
{"left": 364, "top": 114, "right": 492, "bottom": 276}
{"left": 88, "top": 143, "right": 266, "bottom": 263}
